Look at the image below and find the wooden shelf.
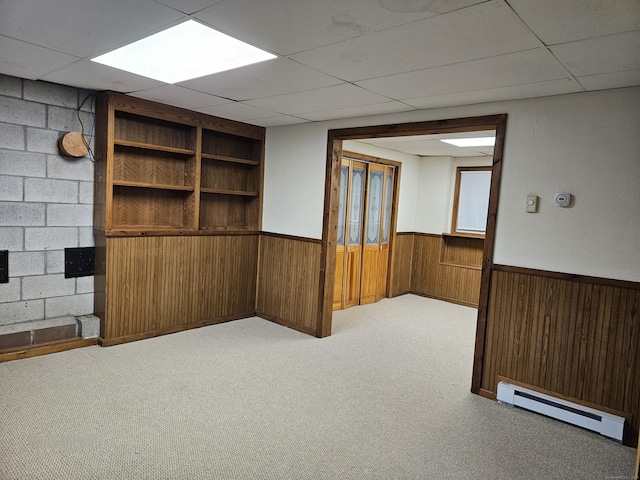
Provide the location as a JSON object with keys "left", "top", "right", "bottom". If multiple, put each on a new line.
{"left": 201, "top": 153, "right": 260, "bottom": 165}
{"left": 201, "top": 188, "right": 259, "bottom": 197}
{"left": 442, "top": 232, "right": 485, "bottom": 240}
{"left": 114, "top": 139, "right": 195, "bottom": 156}
{"left": 105, "top": 227, "right": 259, "bottom": 237}
{"left": 113, "top": 180, "right": 194, "bottom": 192}
{"left": 96, "top": 91, "right": 264, "bottom": 234}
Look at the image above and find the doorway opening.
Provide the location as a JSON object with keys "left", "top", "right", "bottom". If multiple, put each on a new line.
{"left": 333, "top": 152, "right": 400, "bottom": 311}
{"left": 317, "top": 114, "right": 507, "bottom": 392}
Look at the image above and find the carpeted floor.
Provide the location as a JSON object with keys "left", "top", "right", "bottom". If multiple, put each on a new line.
{"left": 0, "top": 295, "right": 635, "bottom": 479}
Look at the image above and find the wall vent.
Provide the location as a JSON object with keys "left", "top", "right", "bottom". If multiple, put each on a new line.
{"left": 496, "top": 381, "right": 624, "bottom": 442}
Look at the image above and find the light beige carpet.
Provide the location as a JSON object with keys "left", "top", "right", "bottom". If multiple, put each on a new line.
{"left": 0, "top": 295, "right": 635, "bottom": 479}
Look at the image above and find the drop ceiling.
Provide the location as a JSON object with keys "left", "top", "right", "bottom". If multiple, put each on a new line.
{"left": 353, "top": 130, "right": 496, "bottom": 158}
{"left": 1, "top": 0, "right": 638, "bottom": 128}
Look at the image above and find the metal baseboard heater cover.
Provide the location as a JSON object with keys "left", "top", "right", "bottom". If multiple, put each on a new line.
{"left": 496, "top": 381, "right": 625, "bottom": 442}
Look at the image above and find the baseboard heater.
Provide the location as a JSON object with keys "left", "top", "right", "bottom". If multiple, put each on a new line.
{"left": 496, "top": 381, "right": 625, "bottom": 442}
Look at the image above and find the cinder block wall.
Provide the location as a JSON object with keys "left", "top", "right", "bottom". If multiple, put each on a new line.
{"left": 0, "top": 73, "right": 96, "bottom": 333}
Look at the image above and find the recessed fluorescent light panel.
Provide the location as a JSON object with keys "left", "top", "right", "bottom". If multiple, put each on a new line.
{"left": 91, "top": 20, "right": 276, "bottom": 84}
{"left": 441, "top": 137, "right": 496, "bottom": 147}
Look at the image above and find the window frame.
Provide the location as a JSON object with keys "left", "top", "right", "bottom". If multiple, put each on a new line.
{"left": 450, "top": 166, "right": 492, "bottom": 238}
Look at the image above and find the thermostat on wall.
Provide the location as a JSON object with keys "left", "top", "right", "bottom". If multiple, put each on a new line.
{"left": 555, "top": 193, "right": 572, "bottom": 207}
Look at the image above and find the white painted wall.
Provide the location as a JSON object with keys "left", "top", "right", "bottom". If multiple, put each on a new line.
{"left": 263, "top": 87, "right": 640, "bottom": 282}
{"left": 413, "top": 155, "right": 493, "bottom": 234}
{"left": 413, "top": 156, "right": 451, "bottom": 234}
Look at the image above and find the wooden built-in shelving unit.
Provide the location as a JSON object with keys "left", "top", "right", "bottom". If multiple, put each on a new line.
{"left": 95, "top": 92, "right": 264, "bottom": 235}
{"left": 94, "top": 92, "right": 265, "bottom": 345}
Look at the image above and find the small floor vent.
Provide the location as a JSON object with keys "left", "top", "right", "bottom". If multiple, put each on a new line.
{"left": 496, "top": 381, "right": 624, "bottom": 442}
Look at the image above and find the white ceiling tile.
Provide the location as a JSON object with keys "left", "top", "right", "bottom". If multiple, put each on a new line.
{"left": 290, "top": 1, "right": 541, "bottom": 81}
{"left": 357, "top": 48, "right": 570, "bottom": 99}
{"left": 0, "top": 35, "right": 79, "bottom": 80}
{"left": 507, "top": 0, "right": 640, "bottom": 45}
{"left": 355, "top": 130, "right": 496, "bottom": 157}
{"left": 577, "top": 69, "right": 640, "bottom": 91}
{"left": 298, "top": 101, "right": 415, "bottom": 122}
{"left": 194, "top": 0, "right": 484, "bottom": 56}
{"left": 405, "top": 78, "right": 584, "bottom": 109}
{"left": 362, "top": 131, "right": 495, "bottom": 144}
{"left": 245, "top": 84, "right": 391, "bottom": 115}
{"left": 153, "top": 0, "right": 224, "bottom": 15}
{"left": 252, "top": 116, "right": 312, "bottom": 127}
{"left": 195, "top": 102, "right": 280, "bottom": 122}
{"left": 129, "top": 85, "right": 230, "bottom": 110}
{"left": 0, "top": 0, "right": 184, "bottom": 57}
{"left": 550, "top": 31, "right": 640, "bottom": 77}
{"left": 363, "top": 139, "right": 489, "bottom": 157}
{"left": 179, "top": 58, "right": 343, "bottom": 101}
{"left": 40, "top": 59, "right": 165, "bottom": 92}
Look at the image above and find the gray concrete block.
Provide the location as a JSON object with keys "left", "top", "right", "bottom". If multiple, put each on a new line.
{"left": 0, "top": 150, "right": 46, "bottom": 177}
{"left": 9, "top": 251, "right": 45, "bottom": 277}
{"left": 79, "top": 181, "right": 94, "bottom": 204}
{"left": 75, "top": 275, "right": 94, "bottom": 294}
{"left": 0, "top": 315, "right": 76, "bottom": 335}
{"left": 24, "top": 80, "right": 77, "bottom": 108}
{"left": 22, "top": 273, "right": 75, "bottom": 300}
{"left": 78, "top": 92, "right": 96, "bottom": 112}
{"left": 25, "top": 178, "right": 78, "bottom": 203}
{"left": 47, "top": 154, "right": 94, "bottom": 181}
{"left": 0, "top": 74, "right": 22, "bottom": 98}
{"left": 25, "top": 227, "right": 77, "bottom": 250}
{"left": 0, "top": 122, "right": 25, "bottom": 151}
{"left": 0, "top": 202, "right": 45, "bottom": 226}
{"left": 47, "top": 204, "right": 92, "bottom": 227}
{"left": 0, "top": 96, "right": 46, "bottom": 128}
{"left": 26, "top": 127, "right": 62, "bottom": 154}
{"left": 0, "top": 227, "right": 24, "bottom": 250}
{"left": 45, "top": 249, "right": 64, "bottom": 274}
{"left": 78, "top": 227, "right": 95, "bottom": 248}
{"left": 0, "top": 300, "right": 44, "bottom": 326}
{"left": 47, "top": 106, "right": 93, "bottom": 133}
{"left": 76, "top": 314, "right": 99, "bottom": 338}
{"left": 0, "top": 175, "right": 23, "bottom": 201}
{"left": 45, "top": 293, "right": 93, "bottom": 318}
{"left": 0, "top": 279, "right": 21, "bottom": 302}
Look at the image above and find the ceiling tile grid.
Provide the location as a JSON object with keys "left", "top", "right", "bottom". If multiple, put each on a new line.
{"left": 288, "top": 1, "right": 542, "bottom": 82}
{"left": 0, "top": 0, "right": 638, "bottom": 127}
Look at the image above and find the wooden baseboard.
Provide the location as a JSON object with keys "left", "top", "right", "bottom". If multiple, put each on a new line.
{"left": 409, "top": 291, "right": 478, "bottom": 308}
{"left": 478, "top": 388, "right": 497, "bottom": 400}
{"left": 389, "top": 290, "right": 411, "bottom": 298}
{"left": 0, "top": 337, "right": 99, "bottom": 363}
{"left": 99, "top": 312, "right": 256, "bottom": 347}
{"left": 256, "top": 311, "right": 317, "bottom": 337}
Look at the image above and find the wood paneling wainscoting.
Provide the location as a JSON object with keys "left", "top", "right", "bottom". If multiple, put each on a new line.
{"left": 96, "top": 233, "right": 258, "bottom": 346}
{"left": 477, "top": 265, "right": 640, "bottom": 445}
{"left": 405, "top": 233, "right": 483, "bottom": 307}
{"left": 390, "top": 233, "right": 414, "bottom": 297}
{"left": 257, "top": 233, "right": 322, "bottom": 336}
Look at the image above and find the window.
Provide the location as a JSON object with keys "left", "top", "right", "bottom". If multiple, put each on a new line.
{"left": 451, "top": 166, "right": 491, "bottom": 236}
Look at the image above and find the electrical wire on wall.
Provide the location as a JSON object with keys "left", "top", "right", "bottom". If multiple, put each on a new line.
{"left": 77, "top": 92, "right": 102, "bottom": 179}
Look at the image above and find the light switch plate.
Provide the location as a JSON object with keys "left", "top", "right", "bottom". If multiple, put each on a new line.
{"left": 526, "top": 195, "right": 538, "bottom": 213}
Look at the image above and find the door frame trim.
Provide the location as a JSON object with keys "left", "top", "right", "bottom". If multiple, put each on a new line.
{"left": 317, "top": 115, "right": 508, "bottom": 394}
